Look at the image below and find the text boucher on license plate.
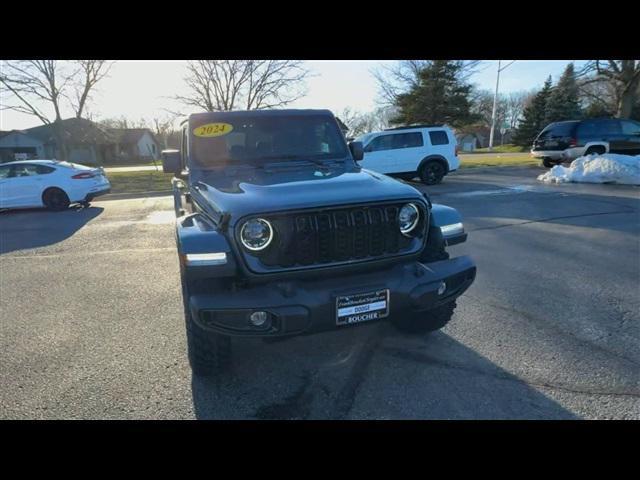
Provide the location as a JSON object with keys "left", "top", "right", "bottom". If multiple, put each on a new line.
{"left": 336, "top": 289, "right": 390, "bottom": 326}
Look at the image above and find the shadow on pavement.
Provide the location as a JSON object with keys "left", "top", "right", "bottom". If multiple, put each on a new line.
{"left": 0, "top": 205, "right": 104, "bottom": 255}
{"left": 190, "top": 323, "right": 577, "bottom": 420}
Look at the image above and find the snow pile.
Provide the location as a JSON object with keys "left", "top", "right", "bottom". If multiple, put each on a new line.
{"left": 537, "top": 154, "right": 640, "bottom": 185}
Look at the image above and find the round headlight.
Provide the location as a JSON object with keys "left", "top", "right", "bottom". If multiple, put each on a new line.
{"left": 399, "top": 203, "right": 420, "bottom": 235}
{"left": 240, "top": 218, "right": 273, "bottom": 251}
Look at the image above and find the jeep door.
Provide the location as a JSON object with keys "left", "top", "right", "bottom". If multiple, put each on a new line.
{"left": 361, "top": 134, "right": 397, "bottom": 173}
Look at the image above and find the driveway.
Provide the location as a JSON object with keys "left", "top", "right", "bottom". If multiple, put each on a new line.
{"left": 1, "top": 166, "right": 638, "bottom": 419}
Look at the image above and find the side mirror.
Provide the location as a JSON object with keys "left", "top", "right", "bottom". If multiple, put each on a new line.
{"left": 161, "top": 149, "right": 182, "bottom": 174}
{"left": 348, "top": 141, "right": 364, "bottom": 161}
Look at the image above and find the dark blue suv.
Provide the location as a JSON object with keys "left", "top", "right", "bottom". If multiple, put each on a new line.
{"left": 532, "top": 118, "right": 640, "bottom": 168}
{"left": 162, "top": 109, "right": 476, "bottom": 376}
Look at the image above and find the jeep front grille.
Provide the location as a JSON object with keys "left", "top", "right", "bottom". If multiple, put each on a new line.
{"left": 240, "top": 203, "right": 426, "bottom": 271}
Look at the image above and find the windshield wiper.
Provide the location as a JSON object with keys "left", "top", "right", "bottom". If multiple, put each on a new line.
{"left": 256, "top": 154, "right": 343, "bottom": 168}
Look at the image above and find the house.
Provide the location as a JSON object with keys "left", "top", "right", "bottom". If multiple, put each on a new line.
{"left": 0, "top": 118, "right": 161, "bottom": 165}
{"left": 0, "top": 130, "right": 47, "bottom": 162}
{"left": 0, "top": 118, "right": 116, "bottom": 164}
{"left": 456, "top": 133, "right": 480, "bottom": 152}
{"left": 454, "top": 124, "right": 514, "bottom": 151}
{"left": 109, "top": 128, "right": 160, "bottom": 163}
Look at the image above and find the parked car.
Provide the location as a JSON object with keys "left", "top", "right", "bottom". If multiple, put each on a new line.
{"left": 531, "top": 118, "right": 640, "bottom": 168}
{"left": 0, "top": 160, "right": 111, "bottom": 211}
{"left": 355, "top": 125, "right": 460, "bottom": 185}
{"left": 163, "top": 109, "right": 476, "bottom": 377}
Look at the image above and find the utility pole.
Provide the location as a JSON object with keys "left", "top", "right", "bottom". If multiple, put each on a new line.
{"left": 488, "top": 60, "right": 516, "bottom": 152}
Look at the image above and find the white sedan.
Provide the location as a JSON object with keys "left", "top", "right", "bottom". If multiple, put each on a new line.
{"left": 0, "top": 160, "right": 111, "bottom": 211}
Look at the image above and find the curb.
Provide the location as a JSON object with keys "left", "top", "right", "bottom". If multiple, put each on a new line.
{"left": 97, "top": 190, "right": 172, "bottom": 201}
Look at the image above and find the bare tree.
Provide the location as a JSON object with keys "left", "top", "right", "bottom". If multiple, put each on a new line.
{"left": 70, "top": 60, "right": 114, "bottom": 118}
{"left": 578, "top": 77, "right": 619, "bottom": 116}
{"left": 0, "top": 60, "right": 113, "bottom": 160}
{"left": 505, "top": 91, "right": 533, "bottom": 130}
{"left": 372, "top": 60, "right": 482, "bottom": 105}
{"left": 577, "top": 60, "right": 640, "bottom": 118}
{"left": 174, "top": 60, "right": 310, "bottom": 112}
{"left": 337, "top": 106, "right": 397, "bottom": 137}
{"left": 151, "top": 115, "right": 179, "bottom": 150}
{"left": 470, "top": 89, "right": 508, "bottom": 129}
{"left": 337, "top": 107, "right": 363, "bottom": 134}
{"left": 98, "top": 116, "right": 148, "bottom": 129}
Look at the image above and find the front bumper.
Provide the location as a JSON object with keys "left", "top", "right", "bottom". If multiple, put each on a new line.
{"left": 189, "top": 255, "right": 476, "bottom": 337}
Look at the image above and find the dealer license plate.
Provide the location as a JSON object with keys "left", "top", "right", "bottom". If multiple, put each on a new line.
{"left": 336, "top": 289, "right": 390, "bottom": 326}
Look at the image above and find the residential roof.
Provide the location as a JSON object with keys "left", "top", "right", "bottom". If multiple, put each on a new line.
{"left": 109, "top": 128, "right": 157, "bottom": 145}
{"left": 25, "top": 118, "right": 115, "bottom": 145}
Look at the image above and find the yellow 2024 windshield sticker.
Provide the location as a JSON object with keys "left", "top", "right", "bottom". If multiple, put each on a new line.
{"left": 193, "top": 123, "right": 233, "bottom": 137}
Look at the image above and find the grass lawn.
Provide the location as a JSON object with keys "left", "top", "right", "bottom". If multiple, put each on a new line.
{"left": 468, "top": 144, "right": 527, "bottom": 154}
{"left": 106, "top": 171, "right": 173, "bottom": 194}
{"left": 460, "top": 154, "right": 540, "bottom": 169}
{"left": 104, "top": 160, "right": 162, "bottom": 168}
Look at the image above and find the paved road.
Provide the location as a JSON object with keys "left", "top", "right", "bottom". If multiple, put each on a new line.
{"left": 1, "top": 166, "right": 638, "bottom": 419}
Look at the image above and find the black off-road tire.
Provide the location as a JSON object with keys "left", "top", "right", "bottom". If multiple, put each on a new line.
{"left": 185, "top": 312, "right": 232, "bottom": 377}
{"left": 42, "top": 188, "right": 70, "bottom": 211}
{"left": 419, "top": 161, "right": 446, "bottom": 185}
{"left": 181, "top": 275, "right": 231, "bottom": 377}
{"left": 392, "top": 300, "right": 457, "bottom": 334}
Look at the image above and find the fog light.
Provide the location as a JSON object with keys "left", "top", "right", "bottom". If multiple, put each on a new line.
{"left": 437, "top": 282, "right": 447, "bottom": 295}
{"left": 249, "top": 311, "right": 269, "bottom": 327}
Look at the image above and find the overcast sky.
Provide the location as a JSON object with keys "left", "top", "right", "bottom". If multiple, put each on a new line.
{"left": 1, "top": 60, "right": 584, "bottom": 130}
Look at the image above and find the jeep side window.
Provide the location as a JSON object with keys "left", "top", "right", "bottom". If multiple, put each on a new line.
{"left": 428, "top": 131, "right": 449, "bottom": 146}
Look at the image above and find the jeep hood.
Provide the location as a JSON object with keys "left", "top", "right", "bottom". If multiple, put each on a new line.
{"left": 191, "top": 165, "right": 424, "bottom": 224}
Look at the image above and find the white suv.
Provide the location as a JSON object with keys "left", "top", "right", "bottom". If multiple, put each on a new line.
{"left": 355, "top": 125, "right": 459, "bottom": 184}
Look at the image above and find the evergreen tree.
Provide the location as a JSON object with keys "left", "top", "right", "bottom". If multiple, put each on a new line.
{"left": 544, "top": 63, "right": 582, "bottom": 124}
{"left": 391, "top": 61, "right": 477, "bottom": 127}
{"left": 512, "top": 76, "right": 553, "bottom": 147}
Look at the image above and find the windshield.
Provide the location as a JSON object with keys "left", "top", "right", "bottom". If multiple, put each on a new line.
{"left": 190, "top": 114, "right": 349, "bottom": 170}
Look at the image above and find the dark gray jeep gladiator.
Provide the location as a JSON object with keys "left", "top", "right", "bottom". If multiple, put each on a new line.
{"left": 162, "top": 109, "right": 476, "bottom": 376}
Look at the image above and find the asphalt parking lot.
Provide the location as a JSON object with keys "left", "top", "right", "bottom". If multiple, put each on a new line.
{"left": 1, "top": 166, "right": 639, "bottom": 419}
